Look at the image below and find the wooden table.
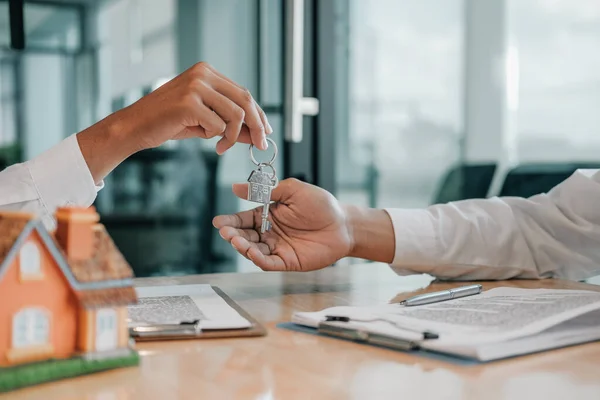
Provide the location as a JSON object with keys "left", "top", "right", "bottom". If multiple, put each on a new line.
{"left": 3, "top": 263, "right": 600, "bottom": 400}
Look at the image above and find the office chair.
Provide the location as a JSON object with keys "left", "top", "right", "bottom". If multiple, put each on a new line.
{"left": 499, "top": 163, "right": 600, "bottom": 197}
{"left": 432, "top": 163, "right": 497, "bottom": 204}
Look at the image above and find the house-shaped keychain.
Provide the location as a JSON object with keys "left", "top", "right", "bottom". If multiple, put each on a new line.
{"left": 247, "top": 167, "right": 277, "bottom": 204}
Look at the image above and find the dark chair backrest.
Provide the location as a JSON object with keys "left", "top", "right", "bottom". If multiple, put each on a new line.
{"left": 499, "top": 163, "right": 600, "bottom": 198}
{"left": 433, "top": 163, "right": 497, "bottom": 204}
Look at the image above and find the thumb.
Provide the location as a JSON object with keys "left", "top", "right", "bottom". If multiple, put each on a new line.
{"left": 232, "top": 178, "right": 301, "bottom": 203}
{"left": 232, "top": 183, "right": 249, "bottom": 200}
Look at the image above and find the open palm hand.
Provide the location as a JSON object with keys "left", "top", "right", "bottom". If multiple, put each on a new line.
{"left": 213, "top": 179, "right": 353, "bottom": 271}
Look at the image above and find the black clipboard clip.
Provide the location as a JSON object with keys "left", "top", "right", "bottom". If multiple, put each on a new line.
{"left": 317, "top": 315, "right": 439, "bottom": 351}
{"left": 317, "top": 321, "right": 420, "bottom": 351}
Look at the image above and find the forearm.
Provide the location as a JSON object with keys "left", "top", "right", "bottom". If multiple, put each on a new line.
{"left": 76, "top": 110, "right": 139, "bottom": 185}
{"left": 345, "top": 205, "right": 396, "bottom": 263}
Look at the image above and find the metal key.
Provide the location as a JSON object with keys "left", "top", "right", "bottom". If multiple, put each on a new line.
{"left": 248, "top": 138, "right": 279, "bottom": 233}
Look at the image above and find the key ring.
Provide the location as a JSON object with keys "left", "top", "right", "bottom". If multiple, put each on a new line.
{"left": 257, "top": 162, "right": 279, "bottom": 187}
{"left": 249, "top": 137, "right": 278, "bottom": 166}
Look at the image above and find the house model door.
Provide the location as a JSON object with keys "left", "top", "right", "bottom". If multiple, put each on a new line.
{"left": 95, "top": 309, "right": 118, "bottom": 352}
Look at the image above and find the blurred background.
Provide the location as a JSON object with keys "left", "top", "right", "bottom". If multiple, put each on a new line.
{"left": 0, "top": 0, "right": 598, "bottom": 278}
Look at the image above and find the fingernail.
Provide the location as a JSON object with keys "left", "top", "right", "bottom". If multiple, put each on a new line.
{"left": 266, "top": 121, "right": 273, "bottom": 134}
{"left": 231, "top": 242, "right": 238, "bottom": 251}
{"left": 261, "top": 138, "right": 268, "bottom": 150}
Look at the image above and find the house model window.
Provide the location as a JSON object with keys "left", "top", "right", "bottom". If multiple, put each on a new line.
{"left": 12, "top": 308, "right": 50, "bottom": 348}
{"left": 19, "top": 241, "right": 42, "bottom": 279}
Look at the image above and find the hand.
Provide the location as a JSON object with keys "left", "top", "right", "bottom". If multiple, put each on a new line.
{"left": 213, "top": 179, "right": 352, "bottom": 271}
{"left": 213, "top": 178, "right": 396, "bottom": 271}
{"left": 78, "top": 62, "right": 271, "bottom": 183}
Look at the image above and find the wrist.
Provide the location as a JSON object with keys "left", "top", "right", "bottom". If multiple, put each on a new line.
{"left": 344, "top": 205, "right": 395, "bottom": 263}
{"left": 76, "top": 111, "right": 139, "bottom": 184}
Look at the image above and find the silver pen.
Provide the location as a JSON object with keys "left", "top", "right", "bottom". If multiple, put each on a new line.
{"left": 399, "top": 284, "right": 483, "bottom": 306}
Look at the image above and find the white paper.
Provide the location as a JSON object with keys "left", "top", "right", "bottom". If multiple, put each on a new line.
{"left": 424, "top": 308, "right": 600, "bottom": 361}
{"left": 293, "top": 288, "right": 600, "bottom": 346}
{"left": 129, "top": 284, "right": 251, "bottom": 330}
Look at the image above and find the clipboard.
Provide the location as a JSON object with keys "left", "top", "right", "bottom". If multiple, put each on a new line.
{"left": 317, "top": 321, "right": 420, "bottom": 351}
{"left": 130, "top": 286, "right": 267, "bottom": 341}
{"left": 277, "top": 322, "right": 480, "bottom": 366}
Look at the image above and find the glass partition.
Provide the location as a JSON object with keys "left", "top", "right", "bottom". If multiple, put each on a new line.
{"left": 336, "top": 0, "right": 465, "bottom": 209}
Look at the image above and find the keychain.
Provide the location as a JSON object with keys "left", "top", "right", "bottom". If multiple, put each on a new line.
{"left": 247, "top": 138, "right": 279, "bottom": 233}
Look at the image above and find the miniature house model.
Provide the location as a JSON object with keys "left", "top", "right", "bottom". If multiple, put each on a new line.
{"left": 0, "top": 207, "right": 137, "bottom": 368}
{"left": 247, "top": 169, "right": 277, "bottom": 204}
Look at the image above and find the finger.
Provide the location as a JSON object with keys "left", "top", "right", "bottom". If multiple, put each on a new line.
{"left": 204, "top": 63, "right": 246, "bottom": 89}
{"left": 210, "top": 75, "right": 267, "bottom": 150}
{"left": 205, "top": 65, "right": 272, "bottom": 135}
{"left": 219, "top": 226, "right": 260, "bottom": 243}
{"left": 232, "top": 179, "right": 300, "bottom": 203}
{"left": 256, "top": 106, "right": 273, "bottom": 134}
{"left": 230, "top": 236, "right": 270, "bottom": 256}
{"left": 195, "top": 104, "right": 226, "bottom": 137}
{"left": 202, "top": 88, "right": 244, "bottom": 154}
{"left": 236, "top": 128, "right": 252, "bottom": 144}
{"left": 172, "top": 125, "right": 207, "bottom": 140}
{"left": 172, "top": 125, "right": 252, "bottom": 145}
{"left": 230, "top": 236, "right": 252, "bottom": 260}
{"left": 246, "top": 248, "right": 288, "bottom": 271}
{"left": 231, "top": 183, "right": 249, "bottom": 200}
{"left": 173, "top": 126, "right": 252, "bottom": 146}
{"left": 203, "top": 64, "right": 268, "bottom": 133}
{"left": 268, "top": 179, "right": 303, "bottom": 203}
{"left": 213, "top": 210, "right": 255, "bottom": 229}
{"left": 215, "top": 128, "right": 252, "bottom": 154}
{"left": 214, "top": 125, "right": 252, "bottom": 154}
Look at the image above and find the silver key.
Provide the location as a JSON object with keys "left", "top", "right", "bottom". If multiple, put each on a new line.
{"left": 248, "top": 138, "right": 279, "bottom": 233}
{"left": 247, "top": 165, "right": 277, "bottom": 232}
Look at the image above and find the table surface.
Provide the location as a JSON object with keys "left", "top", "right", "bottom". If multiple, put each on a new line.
{"left": 3, "top": 263, "right": 600, "bottom": 400}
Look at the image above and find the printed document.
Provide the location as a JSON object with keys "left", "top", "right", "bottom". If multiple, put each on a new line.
{"left": 128, "top": 284, "right": 251, "bottom": 330}
{"left": 292, "top": 288, "right": 600, "bottom": 361}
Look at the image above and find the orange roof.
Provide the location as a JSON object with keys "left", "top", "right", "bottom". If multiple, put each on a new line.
{"left": 64, "top": 224, "right": 134, "bottom": 283}
{"left": 0, "top": 213, "right": 31, "bottom": 264}
{"left": 76, "top": 287, "right": 137, "bottom": 308}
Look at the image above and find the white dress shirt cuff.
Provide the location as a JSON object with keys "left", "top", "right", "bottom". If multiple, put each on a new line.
{"left": 383, "top": 208, "right": 440, "bottom": 273}
{"left": 384, "top": 208, "right": 439, "bottom": 264}
{"left": 26, "top": 134, "right": 103, "bottom": 215}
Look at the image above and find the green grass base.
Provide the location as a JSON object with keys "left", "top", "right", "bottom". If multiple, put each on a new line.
{"left": 0, "top": 351, "right": 139, "bottom": 393}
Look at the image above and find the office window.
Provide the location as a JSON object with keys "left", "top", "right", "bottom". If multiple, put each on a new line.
{"left": 0, "top": 59, "right": 18, "bottom": 168}
{"left": 0, "top": 3, "right": 81, "bottom": 51}
{"left": 338, "top": 0, "right": 464, "bottom": 209}
{"left": 510, "top": 0, "right": 600, "bottom": 162}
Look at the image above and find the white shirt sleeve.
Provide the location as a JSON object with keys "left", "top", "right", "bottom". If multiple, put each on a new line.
{"left": 385, "top": 169, "right": 600, "bottom": 281}
{"left": 0, "top": 134, "right": 103, "bottom": 229}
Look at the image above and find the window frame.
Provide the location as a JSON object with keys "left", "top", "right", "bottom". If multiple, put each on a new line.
{"left": 12, "top": 307, "right": 51, "bottom": 349}
{"left": 19, "top": 240, "right": 43, "bottom": 280}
